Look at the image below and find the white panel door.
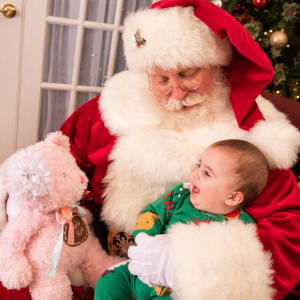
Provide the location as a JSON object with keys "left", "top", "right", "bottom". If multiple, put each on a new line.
{"left": 0, "top": 0, "right": 49, "bottom": 163}
{"left": 0, "top": 0, "right": 153, "bottom": 164}
{"left": 0, "top": 0, "right": 25, "bottom": 163}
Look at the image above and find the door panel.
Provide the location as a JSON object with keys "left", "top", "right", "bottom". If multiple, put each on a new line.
{"left": 0, "top": 0, "right": 23, "bottom": 163}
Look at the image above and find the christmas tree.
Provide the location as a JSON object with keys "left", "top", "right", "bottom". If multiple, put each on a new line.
{"left": 221, "top": 0, "right": 300, "bottom": 102}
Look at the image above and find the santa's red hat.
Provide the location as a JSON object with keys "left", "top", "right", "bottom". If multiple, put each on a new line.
{"left": 122, "top": 0, "right": 274, "bottom": 131}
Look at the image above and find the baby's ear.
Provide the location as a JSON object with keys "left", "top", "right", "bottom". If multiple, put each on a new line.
{"left": 45, "top": 131, "right": 70, "bottom": 151}
{"left": 225, "top": 191, "right": 244, "bottom": 206}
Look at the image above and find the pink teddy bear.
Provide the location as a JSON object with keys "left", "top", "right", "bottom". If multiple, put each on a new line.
{"left": 0, "top": 132, "right": 122, "bottom": 300}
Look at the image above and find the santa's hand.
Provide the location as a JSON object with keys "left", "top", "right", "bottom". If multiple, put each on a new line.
{"left": 128, "top": 233, "right": 173, "bottom": 288}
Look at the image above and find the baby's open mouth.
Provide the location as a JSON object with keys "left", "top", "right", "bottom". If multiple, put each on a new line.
{"left": 190, "top": 182, "right": 200, "bottom": 193}
{"left": 192, "top": 186, "right": 200, "bottom": 193}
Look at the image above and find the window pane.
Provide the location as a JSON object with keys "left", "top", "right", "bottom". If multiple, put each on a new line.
{"left": 115, "top": 0, "right": 153, "bottom": 73}
{"left": 86, "top": 0, "right": 117, "bottom": 24}
{"left": 115, "top": 32, "right": 127, "bottom": 73}
{"left": 48, "top": 0, "right": 80, "bottom": 19}
{"left": 79, "top": 29, "right": 112, "bottom": 87}
{"left": 76, "top": 92, "right": 100, "bottom": 110}
{"left": 43, "top": 24, "right": 77, "bottom": 84}
{"left": 39, "top": 90, "right": 70, "bottom": 141}
{"left": 121, "top": 0, "right": 153, "bottom": 24}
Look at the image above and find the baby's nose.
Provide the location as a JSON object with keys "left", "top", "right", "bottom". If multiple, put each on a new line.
{"left": 193, "top": 170, "right": 200, "bottom": 180}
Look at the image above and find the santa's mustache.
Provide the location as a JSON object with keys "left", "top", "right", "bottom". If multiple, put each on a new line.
{"left": 164, "top": 92, "right": 208, "bottom": 112}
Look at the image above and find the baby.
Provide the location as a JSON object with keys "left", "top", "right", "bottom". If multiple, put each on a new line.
{"left": 95, "top": 139, "right": 270, "bottom": 299}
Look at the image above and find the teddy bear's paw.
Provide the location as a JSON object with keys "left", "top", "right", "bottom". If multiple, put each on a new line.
{"left": 1, "top": 270, "right": 33, "bottom": 290}
{"left": 30, "top": 276, "right": 73, "bottom": 300}
{"left": 0, "top": 257, "right": 33, "bottom": 289}
{"left": 31, "top": 287, "right": 73, "bottom": 300}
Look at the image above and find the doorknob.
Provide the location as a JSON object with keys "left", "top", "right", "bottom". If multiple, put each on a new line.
{"left": 0, "top": 4, "right": 16, "bottom": 18}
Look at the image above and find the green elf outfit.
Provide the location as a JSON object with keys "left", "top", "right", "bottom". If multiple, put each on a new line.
{"left": 95, "top": 183, "right": 254, "bottom": 299}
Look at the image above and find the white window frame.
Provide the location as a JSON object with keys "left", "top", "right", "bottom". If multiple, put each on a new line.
{"left": 17, "top": 0, "right": 155, "bottom": 150}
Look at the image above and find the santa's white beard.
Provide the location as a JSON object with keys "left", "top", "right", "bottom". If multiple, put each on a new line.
{"left": 156, "top": 70, "right": 232, "bottom": 128}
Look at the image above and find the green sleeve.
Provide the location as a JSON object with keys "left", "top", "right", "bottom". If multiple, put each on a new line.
{"left": 132, "top": 184, "right": 181, "bottom": 240}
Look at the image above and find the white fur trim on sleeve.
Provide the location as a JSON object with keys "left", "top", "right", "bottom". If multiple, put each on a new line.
{"left": 249, "top": 118, "right": 300, "bottom": 169}
{"left": 167, "top": 221, "right": 275, "bottom": 300}
{"left": 248, "top": 96, "right": 300, "bottom": 169}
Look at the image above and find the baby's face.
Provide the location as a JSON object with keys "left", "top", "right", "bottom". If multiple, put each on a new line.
{"left": 189, "top": 147, "right": 237, "bottom": 214}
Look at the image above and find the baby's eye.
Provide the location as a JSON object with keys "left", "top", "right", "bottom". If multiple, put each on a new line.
{"left": 196, "top": 163, "right": 201, "bottom": 168}
{"left": 203, "top": 170, "right": 211, "bottom": 177}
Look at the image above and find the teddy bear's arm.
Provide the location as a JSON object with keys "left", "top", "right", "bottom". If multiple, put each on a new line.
{"left": 0, "top": 210, "right": 41, "bottom": 289}
{"left": 82, "top": 206, "right": 93, "bottom": 225}
{"left": 80, "top": 232, "right": 124, "bottom": 288}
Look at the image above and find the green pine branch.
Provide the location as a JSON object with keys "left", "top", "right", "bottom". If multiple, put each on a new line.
{"left": 222, "top": 0, "right": 300, "bottom": 101}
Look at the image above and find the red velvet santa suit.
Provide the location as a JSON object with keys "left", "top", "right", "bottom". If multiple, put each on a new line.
{"left": 0, "top": 1, "right": 300, "bottom": 299}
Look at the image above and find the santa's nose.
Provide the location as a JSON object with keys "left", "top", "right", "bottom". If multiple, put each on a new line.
{"left": 171, "top": 86, "right": 188, "bottom": 101}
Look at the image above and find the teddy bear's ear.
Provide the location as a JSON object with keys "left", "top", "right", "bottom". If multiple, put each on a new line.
{"left": 45, "top": 131, "right": 70, "bottom": 151}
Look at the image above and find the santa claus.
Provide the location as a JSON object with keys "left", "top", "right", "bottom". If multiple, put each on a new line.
{"left": 1, "top": 0, "right": 300, "bottom": 299}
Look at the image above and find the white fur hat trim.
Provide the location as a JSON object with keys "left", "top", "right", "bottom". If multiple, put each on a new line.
{"left": 123, "top": 6, "right": 232, "bottom": 72}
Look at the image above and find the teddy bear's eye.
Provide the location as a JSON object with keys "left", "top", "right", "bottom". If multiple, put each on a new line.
{"left": 62, "top": 172, "right": 66, "bottom": 177}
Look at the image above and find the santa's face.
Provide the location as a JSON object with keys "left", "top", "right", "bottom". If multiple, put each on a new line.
{"left": 148, "top": 66, "right": 231, "bottom": 127}
{"left": 148, "top": 66, "right": 216, "bottom": 112}
{"left": 189, "top": 147, "right": 238, "bottom": 215}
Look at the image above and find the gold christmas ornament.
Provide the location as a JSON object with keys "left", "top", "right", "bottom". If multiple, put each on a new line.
{"left": 270, "top": 31, "right": 288, "bottom": 48}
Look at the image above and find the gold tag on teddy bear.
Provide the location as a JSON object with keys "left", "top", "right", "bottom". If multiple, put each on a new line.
{"left": 63, "top": 212, "right": 88, "bottom": 247}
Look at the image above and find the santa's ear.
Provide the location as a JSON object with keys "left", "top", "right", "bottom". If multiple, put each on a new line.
{"left": 45, "top": 131, "right": 70, "bottom": 151}
{"left": 225, "top": 191, "right": 244, "bottom": 206}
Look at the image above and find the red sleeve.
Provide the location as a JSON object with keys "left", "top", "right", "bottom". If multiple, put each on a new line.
{"left": 245, "top": 169, "right": 300, "bottom": 299}
{"left": 60, "top": 96, "right": 116, "bottom": 205}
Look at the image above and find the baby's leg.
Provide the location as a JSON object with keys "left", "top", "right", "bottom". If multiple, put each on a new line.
{"left": 95, "top": 260, "right": 134, "bottom": 300}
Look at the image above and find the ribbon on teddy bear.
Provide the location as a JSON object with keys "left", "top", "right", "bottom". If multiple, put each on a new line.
{"left": 48, "top": 203, "right": 86, "bottom": 279}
